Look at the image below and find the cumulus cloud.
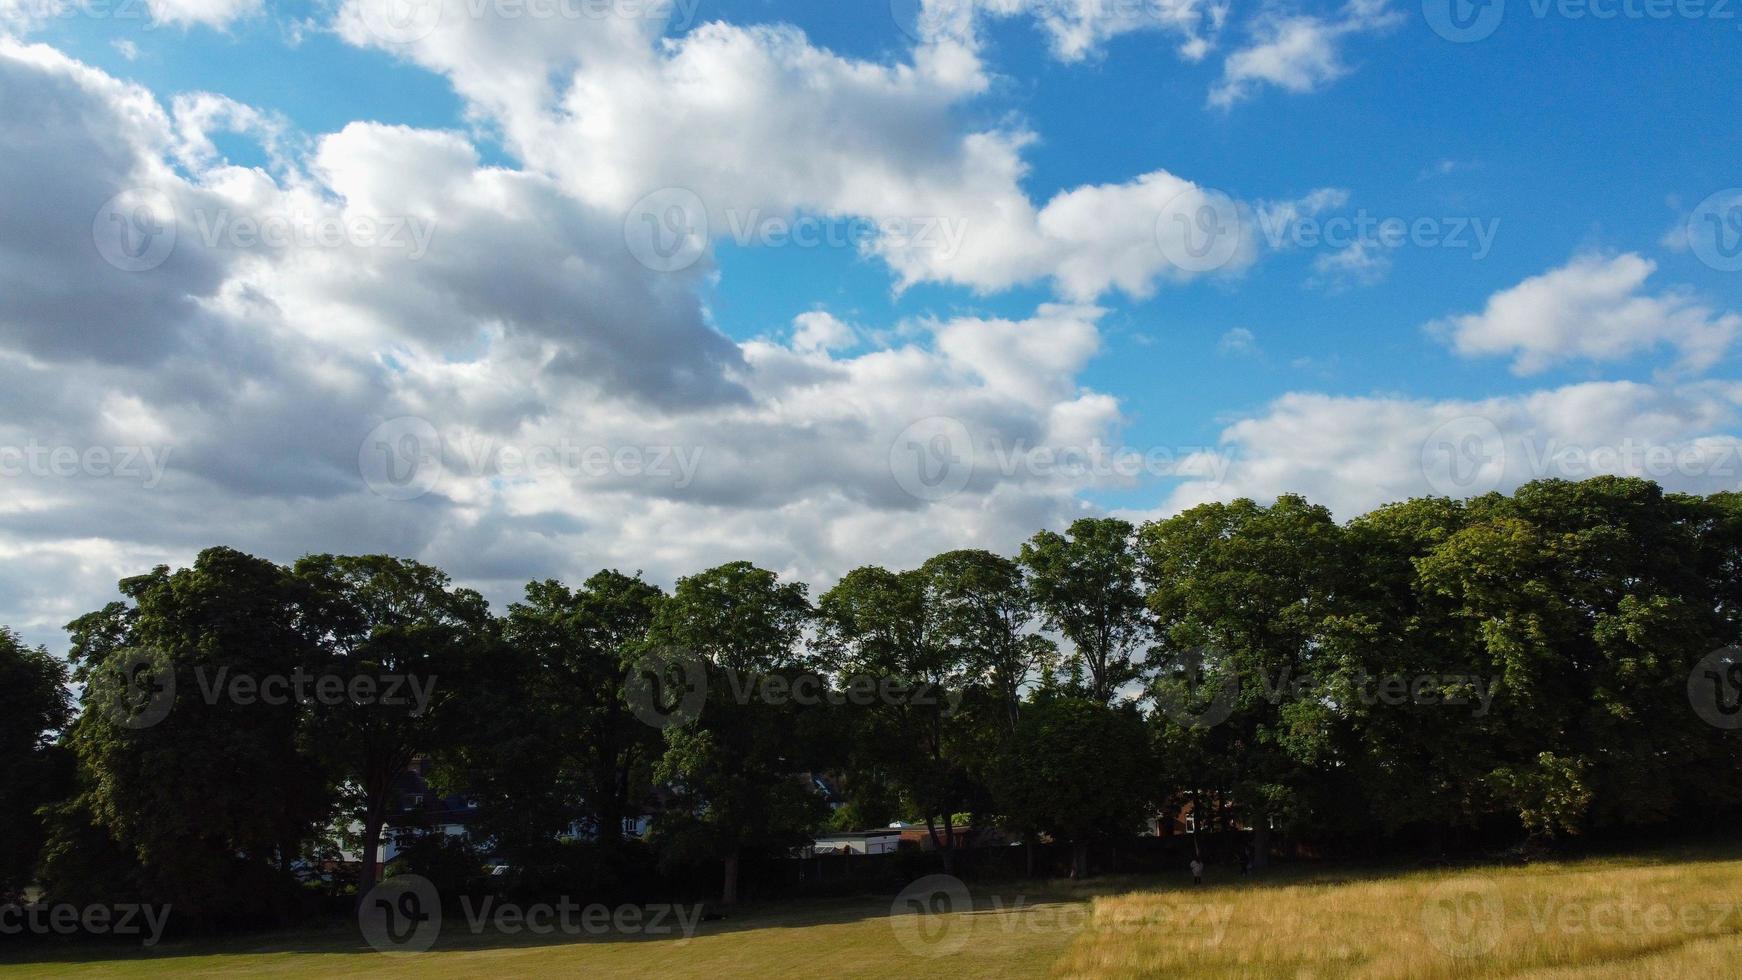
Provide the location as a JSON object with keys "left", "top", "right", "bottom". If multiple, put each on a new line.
{"left": 0, "top": 40, "right": 1172, "bottom": 648}
{"left": 1428, "top": 253, "right": 1742, "bottom": 376}
{"left": 1157, "top": 380, "right": 1742, "bottom": 520}
{"left": 332, "top": 5, "right": 1270, "bottom": 300}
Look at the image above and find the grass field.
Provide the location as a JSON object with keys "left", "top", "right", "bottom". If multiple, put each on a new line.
{"left": 6, "top": 845, "right": 1741, "bottom": 978}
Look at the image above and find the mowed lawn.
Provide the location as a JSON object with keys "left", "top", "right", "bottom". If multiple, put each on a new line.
{"left": 6, "top": 846, "right": 1742, "bottom": 979}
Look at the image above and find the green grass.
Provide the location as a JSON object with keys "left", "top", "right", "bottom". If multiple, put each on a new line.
{"left": 6, "top": 845, "right": 1742, "bottom": 978}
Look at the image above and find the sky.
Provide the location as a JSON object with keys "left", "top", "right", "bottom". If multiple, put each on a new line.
{"left": 2, "top": 0, "right": 1740, "bottom": 652}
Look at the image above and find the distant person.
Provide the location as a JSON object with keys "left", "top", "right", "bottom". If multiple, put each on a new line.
{"left": 1190, "top": 858, "right": 1204, "bottom": 886}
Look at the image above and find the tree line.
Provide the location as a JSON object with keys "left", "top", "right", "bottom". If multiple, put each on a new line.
{"left": 3, "top": 476, "right": 1741, "bottom": 932}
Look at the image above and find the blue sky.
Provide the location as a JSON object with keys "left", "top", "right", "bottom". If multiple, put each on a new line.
{"left": 3, "top": 0, "right": 1741, "bottom": 648}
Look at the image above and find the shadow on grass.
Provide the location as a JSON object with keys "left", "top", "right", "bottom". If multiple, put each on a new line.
{"left": 8, "top": 838, "right": 1742, "bottom": 969}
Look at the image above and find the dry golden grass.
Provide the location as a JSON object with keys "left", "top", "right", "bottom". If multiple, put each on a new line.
{"left": 1049, "top": 849, "right": 1742, "bottom": 978}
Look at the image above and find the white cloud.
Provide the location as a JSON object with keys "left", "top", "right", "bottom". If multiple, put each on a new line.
{"left": 0, "top": 41, "right": 1172, "bottom": 647}
{"left": 1428, "top": 253, "right": 1742, "bottom": 376}
{"left": 1309, "top": 239, "right": 1391, "bottom": 290}
{"left": 1208, "top": 0, "right": 1400, "bottom": 108}
{"left": 1218, "top": 327, "right": 1258, "bottom": 355}
{"left": 332, "top": 6, "right": 1265, "bottom": 300}
{"left": 917, "top": 0, "right": 1229, "bottom": 63}
{"left": 791, "top": 312, "right": 856, "bottom": 353}
{"left": 1158, "top": 380, "right": 1742, "bottom": 519}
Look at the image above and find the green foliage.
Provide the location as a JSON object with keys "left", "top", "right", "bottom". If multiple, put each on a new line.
{"left": 1020, "top": 518, "right": 1147, "bottom": 702}
{"left": 0, "top": 627, "right": 72, "bottom": 898}
{"left": 14, "top": 476, "right": 1742, "bottom": 923}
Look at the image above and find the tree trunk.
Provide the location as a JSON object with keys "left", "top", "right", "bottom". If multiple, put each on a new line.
{"left": 925, "top": 816, "right": 956, "bottom": 875}
{"left": 722, "top": 851, "right": 740, "bottom": 905}
{"left": 357, "top": 803, "right": 386, "bottom": 904}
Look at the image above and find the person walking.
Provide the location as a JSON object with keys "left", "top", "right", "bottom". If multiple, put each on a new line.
{"left": 1190, "top": 857, "right": 1204, "bottom": 886}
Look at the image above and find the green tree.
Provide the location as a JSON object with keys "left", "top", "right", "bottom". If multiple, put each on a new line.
{"left": 1141, "top": 496, "right": 1347, "bottom": 869}
{"left": 997, "top": 696, "right": 1156, "bottom": 878}
{"left": 54, "top": 548, "right": 328, "bottom": 928}
{"left": 0, "top": 627, "right": 72, "bottom": 898}
{"left": 921, "top": 549, "right": 1055, "bottom": 732}
{"left": 816, "top": 564, "right": 977, "bottom": 872}
{"left": 649, "top": 562, "right": 824, "bottom": 905}
{"left": 469, "top": 571, "right": 666, "bottom": 863}
{"left": 293, "top": 554, "right": 493, "bottom": 897}
{"left": 1020, "top": 518, "right": 1148, "bottom": 702}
